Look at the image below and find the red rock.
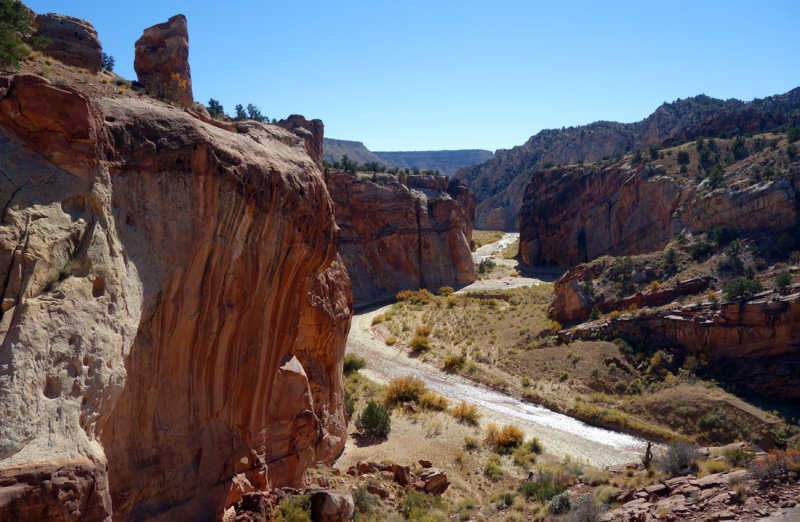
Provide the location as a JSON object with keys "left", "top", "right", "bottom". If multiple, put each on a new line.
{"left": 34, "top": 13, "right": 102, "bottom": 73}
{"left": 418, "top": 460, "right": 432, "bottom": 468}
{"left": 326, "top": 172, "right": 476, "bottom": 305}
{"left": 134, "top": 14, "right": 193, "bottom": 106}
{"left": 310, "top": 490, "right": 354, "bottom": 522}
{"left": 644, "top": 483, "right": 667, "bottom": 495}
{"left": 366, "top": 484, "right": 389, "bottom": 499}
{"left": 392, "top": 464, "right": 412, "bottom": 486}
{"left": 0, "top": 66, "right": 350, "bottom": 520}
{"left": 278, "top": 115, "right": 324, "bottom": 168}
{"left": 418, "top": 468, "right": 450, "bottom": 495}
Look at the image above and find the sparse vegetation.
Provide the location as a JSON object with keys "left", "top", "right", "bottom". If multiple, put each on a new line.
{"left": 355, "top": 400, "right": 391, "bottom": 438}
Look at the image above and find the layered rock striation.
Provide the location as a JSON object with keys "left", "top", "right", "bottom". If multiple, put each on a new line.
{"left": 34, "top": 13, "right": 103, "bottom": 73}
{"left": 326, "top": 172, "right": 477, "bottom": 305}
{"left": 0, "top": 71, "right": 351, "bottom": 521}
{"left": 519, "top": 161, "right": 799, "bottom": 268}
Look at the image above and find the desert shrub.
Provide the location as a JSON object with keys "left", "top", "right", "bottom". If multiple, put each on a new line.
{"left": 656, "top": 441, "right": 700, "bottom": 476}
{"left": 589, "top": 304, "right": 601, "bottom": 320}
{"left": 698, "top": 459, "right": 732, "bottom": 476}
{"left": 776, "top": 271, "right": 792, "bottom": 290}
{"left": 352, "top": 485, "right": 381, "bottom": 516}
{"left": 355, "top": 400, "right": 391, "bottom": 438}
{"left": 442, "top": 354, "right": 466, "bottom": 373}
{"left": 396, "top": 290, "right": 413, "bottom": 301}
{"left": 371, "top": 314, "right": 385, "bottom": 325}
{"left": 723, "top": 278, "right": 763, "bottom": 300}
{"left": 747, "top": 449, "right": 800, "bottom": 481}
{"left": 548, "top": 491, "right": 573, "bottom": 515}
{"left": 343, "top": 354, "right": 366, "bottom": 375}
{"left": 478, "top": 258, "right": 496, "bottom": 274}
{"left": 464, "top": 436, "right": 478, "bottom": 450}
{"left": 452, "top": 401, "right": 481, "bottom": 425}
{"left": 419, "top": 391, "right": 449, "bottom": 411}
{"left": 725, "top": 448, "right": 755, "bottom": 467}
{"left": 676, "top": 150, "right": 690, "bottom": 165}
{"left": 401, "top": 490, "right": 446, "bottom": 520}
{"left": 494, "top": 491, "right": 515, "bottom": 508}
{"left": 559, "top": 370, "right": 569, "bottom": 381}
{"left": 344, "top": 390, "right": 355, "bottom": 419}
{"left": 512, "top": 438, "right": 543, "bottom": 467}
{"left": 486, "top": 423, "right": 525, "bottom": 454}
{"left": 385, "top": 336, "right": 397, "bottom": 345}
{"left": 385, "top": 376, "right": 426, "bottom": 404}
{"left": 568, "top": 494, "right": 602, "bottom": 522}
{"left": 275, "top": 493, "right": 311, "bottom": 522}
{"left": 689, "top": 240, "right": 713, "bottom": 261}
{"left": 415, "top": 324, "right": 433, "bottom": 336}
{"left": 518, "top": 476, "right": 564, "bottom": 502}
{"left": 409, "top": 335, "right": 432, "bottom": 352}
{"left": 484, "top": 454, "right": 503, "bottom": 480}
{"left": 438, "top": 286, "right": 454, "bottom": 296}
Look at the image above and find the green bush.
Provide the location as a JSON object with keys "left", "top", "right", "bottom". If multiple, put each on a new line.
{"left": 676, "top": 150, "right": 691, "bottom": 165}
{"left": 478, "top": 258, "right": 496, "bottom": 274}
{"left": 409, "top": 335, "right": 432, "bottom": 352}
{"left": 589, "top": 304, "right": 601, "bottom": 320}
{"left": 723, "top": 278, "right": 763, "bottom": 301}
{"left": 401, "top": 490, "right": 445, "bottom": 519}
{"left": 355, "top": 400, "right": 391, "bottom": 438}
{"left": 344, "top": 390, "right": 355, "bottom": 419}
{"left": 548, "top": 491, "right": 573, "bottom": 514}
{"left": 275, "top": 494, "right": 311, "bottom": 522}
{"left": 484, "top": 454, "right": 503, "bottom": 480}
{"left": 343, "top": 354, "right": 366, "bottom": 375}
{"left": 776, "top": 271, "right": 792, "bottom": 290}
{"left": 518, "top": 477, "right": 565, "bottom": 502}
{"left": 657, "top": 441, "right": 700, "bottom": 476}
{"left": 0, "top": 0, "right": 43, "bottom": 70}
{"left": 689, "top": 240, "right": 713, "bottom": 261}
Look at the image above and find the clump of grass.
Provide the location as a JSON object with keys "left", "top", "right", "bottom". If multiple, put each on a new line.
{"left": 419, "top": 391, "right": 449, "bottom": 411}
{"left": 464, "top": 436, "right": 478, "bottom": 450}
{"left": 385, "top": 376, "right": 426, "bottom": 405}
{"left": 385, "top": 335, "right": 397, "bottom": 345}
{"left": 442, "top": 354, "right": 466, "bottom": 373}
{"left": 409, "top": 335, "right": 432, "bottom": 352}
{"left": 484, "top": 454, "right": 503, "bottom": 480}
{"left": 372, "top": 314, "right": 385, "bottom": 325}
{"left": 452, "top": 401, "right": 481, "bottom": 426}
{"left": 518, "top": 476, "right": 564, "bottom": 502}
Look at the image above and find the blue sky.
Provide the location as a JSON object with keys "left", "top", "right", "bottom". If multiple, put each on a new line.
{"left": 24, "top": 1, "right": 800, "bottom": 151}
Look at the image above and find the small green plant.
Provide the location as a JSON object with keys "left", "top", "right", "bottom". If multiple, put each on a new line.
{"left": 442, "top": 354, "right": 466, "bottom": 373}
{"left": 275, "top": 493, "right": 311, "bottom": 522}
{"left": 776, "top": 271, "right": 792, "bottom": 291}
{"left": 723, "top": 278, "right": 763, "bottom": 300}
{"left": 464, "top": 436, "right": 478, "bottom": 450}
{"left": 355, "top": 400, "right": 391, "bottom": 438}
{"left": 478, "top": 258, "right": 496, "bottom": 274}
{"left": 518, "top": 477, "right": 565, "bottom": 502}
{"left": 401, "top": 491, "right": 445, "bottom": 519}
{"left": 438, "top": 286, "right": 454, "bottom": 296}
{"left": 689, "top": 240, "right": 713, "bottom": 261}
{"left": 589, "top": 304, "right": 601, "bottom": 320}
{"left": 548, "top": 491, "right": 572, "bottom": 515}
{"left": 343, "top": 354, "right": 366, "bottom": 375}
{"left": 484, "top": 454, "right": 503, "bottom": 480}
{"left": 409, "top": 335, "right": 432, "bottom": 352}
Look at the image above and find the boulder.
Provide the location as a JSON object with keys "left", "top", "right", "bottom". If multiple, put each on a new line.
{"left": 310, "top": 490, "right": 354, "bottom": 522}
{"left": 134, "top": 14, "right": 193, "bottom": 106}
{"left": 418, "top": 468, "right": 450, "bottom": 495}
{"left": 34, "top": 13, "right": 102, "bottom": 73}
{"left": 392, "top": 464, "right": 412, "bottom": 486}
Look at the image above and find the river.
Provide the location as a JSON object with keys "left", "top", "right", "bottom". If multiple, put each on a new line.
{"left": 345, "top": 233, "right": 652, "bottom": 467}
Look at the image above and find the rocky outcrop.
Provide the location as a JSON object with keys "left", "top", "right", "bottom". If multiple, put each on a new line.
{"left": 278, "top": 115, "right": 324, "bottom": 169}
{"left": 570, "top": 289, "right": 800, "bottom": 398}
{"left": 326, "top": 172, "right": 476, "bottom": 305}
{"left": 34, "top": 13, "right": 103, "bottom": 73}
{"left": 0, "top": 73, "right": 350, "bottom": 520}
{"left": 134, "top": 15, "right": 193, "bottom": 107}
{"left": 457, "top": 88, "right": 800, "bottom": 230}
{"left": 519, "top": 160, "right": 799, "bottom": 268}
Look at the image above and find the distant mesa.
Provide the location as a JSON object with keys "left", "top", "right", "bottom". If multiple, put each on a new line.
{"left": 322, "top": 137, "right": 493, "bottom": 177}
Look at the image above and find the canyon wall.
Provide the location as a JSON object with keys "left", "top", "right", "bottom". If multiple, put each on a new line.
{"left": 0, "top": 73, "right": 351, "bottom": 521}
{"left": 519, "top": 161, "right": 799, "bottom": 268}
{"left": 326, "top": 172, "right": 476, "bottom": 305}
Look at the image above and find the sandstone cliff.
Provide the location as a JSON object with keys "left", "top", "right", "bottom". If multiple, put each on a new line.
{"left": 0, "top": 71, "right": 351, "bottom": 522}
{"left": 519, "top": 153, "right": 799, "bottom": 268}
{"left": 326, "top": 172, "right": 476, "bottom": 305}
{"left": 457, "top": 88, "right": 800, "bottom": 230}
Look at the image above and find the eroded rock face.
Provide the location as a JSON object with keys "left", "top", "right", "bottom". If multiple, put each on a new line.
{"left": 0, "top": 74, "right": 351, "bottom": 520}
{"left": 519, "top": 161, "right": 799, "bottom": 268}
{"left": 34, "top": 13, "right": 103, "bottom": 73}
{"left": 326, "top": 172, "right": 476, "bottom": 305}
{"left": 571, "top": 289, "right": 800, "bottom": 399}
{"left": 277, "top": 115, "right": 324, "bottom": 169}
{"left": 134, "top": 14, "right": 193, "bottom": 107}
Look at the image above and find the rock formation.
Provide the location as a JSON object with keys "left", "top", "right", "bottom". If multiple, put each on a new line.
{"left": 34, "top": 13, "right": 103, "bottom": 73}
{"left": 134, "top": 14, "right": 193, "bottom": 107}
{"left": 326, "top": 172, "right": 476, "bottom": 305}
{"left": 0, "top": 70, "right": 350, "bottom": 521}
{"left": 457, "top": 88, "right": 800, "bottom": 230}
{"left": 278, "top": 114, "right": 324, "bottom": 168}
{"left": 519, "top": 160, "right": 799, "bottom": 268}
